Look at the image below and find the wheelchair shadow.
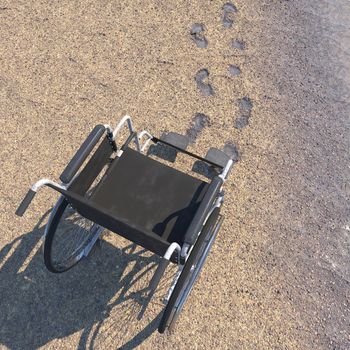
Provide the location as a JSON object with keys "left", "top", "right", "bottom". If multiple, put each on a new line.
{"left": 147, "top": 140, "right": 221, "bottom": 180}
{"left": 147, "top": 143, "right": 178, "bottom": 163}
{"left": 0, "top": 211, "right": 174, "bottom": 350}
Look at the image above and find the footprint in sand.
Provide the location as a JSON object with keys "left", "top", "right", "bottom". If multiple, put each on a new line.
{"left": 186, "top": 113, "right": 211, "bottom": 144}
{"left": 190, "top": 23, "right": 208, "bottom": 48}
{"left": 234, "top": 115, "right": 249, "bottom": 129}
{"left": 229, "top": 64, "right": 241, "bottom": 76}
{"left": 238, "top": 96, "right": 253, "bottom": 114}
{"left": 189, "top": 2, "right": 251, "bottom": 155}
{"left": 223, "top": 141, "right": 240, "bottom": 162}
{"left": 195, "top": 69, "right": 215, "bottom": 96}
{"left": 231, "top": 39, "right": 246, "bottom": 50}
{"left": 192, "top": 140, "right": 239, "bottom": 178}
{"left": 222, "top": 2, "right": 238, "bottom": 28}
{"left": 234, "top": 97, "right": 253, "bottom": 129}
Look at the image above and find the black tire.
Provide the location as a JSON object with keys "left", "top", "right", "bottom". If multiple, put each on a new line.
{"left": 158, "top": 207, "right": 222, "bottom": 333}
{"left": 44, "top": 196, "right": 103, "bottom": 273}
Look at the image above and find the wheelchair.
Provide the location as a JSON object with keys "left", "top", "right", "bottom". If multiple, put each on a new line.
{"left": 16, "top": 116, "right": 233, "bottom": 333}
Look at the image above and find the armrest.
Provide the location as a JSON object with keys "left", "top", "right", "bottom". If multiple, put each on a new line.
{"left": 184, "top": 176, "right": 223, "bottom": 245}
{"left": 60, "top": 124, "right": 106, "bottom": 183}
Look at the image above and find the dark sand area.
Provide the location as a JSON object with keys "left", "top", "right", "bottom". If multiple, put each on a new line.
{"left": 0, "top": 1, "right": 349, "bottom": 349}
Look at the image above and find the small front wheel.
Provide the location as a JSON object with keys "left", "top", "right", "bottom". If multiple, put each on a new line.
{"left": 43, "top": 196, "right": 103, "bottom": 273}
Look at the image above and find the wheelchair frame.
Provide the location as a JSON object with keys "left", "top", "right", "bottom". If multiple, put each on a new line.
{"left": 16, "top": 115, "right": 233, "bottom": 333}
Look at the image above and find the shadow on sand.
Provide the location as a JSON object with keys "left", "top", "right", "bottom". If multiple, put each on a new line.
{"left": 0, "top": 211, "right": 174, "bottom": 349}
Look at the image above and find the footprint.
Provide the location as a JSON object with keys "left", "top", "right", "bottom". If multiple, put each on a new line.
{"left": 238, "top": 96, "right": 253, "bottom": 115}
{"left": 192, "top": 140, "right": 239, "bottom": 178}
{"left": 223, "top": 141, "right": 239, "bottom": 162}
{"left": 234, "top": 115, "right": 249, "bottom": 129}
{"left": 195, "top": 69, "right": 215, "bottom": 96}
{"left": 234, "top": 97, "right": 253, "bottom": 129}
{"left": 229, "top": 64, "right": 241, "bottom": 76}
{"left": 231, "top": 39, "right": 245, "bottom": 50}
{"left": 222, "top": 2, "right": 238, "bottom": 28}
{"left": 186, "top": 113, "right": 211, "bottom": 144}
{"left": 190, "top": 23, "right": 208, "bottom": 48}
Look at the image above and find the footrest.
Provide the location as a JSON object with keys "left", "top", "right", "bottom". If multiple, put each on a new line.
{"left": 205, "top": 147, "right": 230, "bottom": 168}
{"left": 161, "top": 132, "right": 189, "bottom": 151}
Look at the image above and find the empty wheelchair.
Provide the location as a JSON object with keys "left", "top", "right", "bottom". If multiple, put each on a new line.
{"left": 16, "top": 116, "right": 233, "bottom": 333}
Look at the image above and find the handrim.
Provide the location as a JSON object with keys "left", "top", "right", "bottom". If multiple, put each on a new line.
{"left": 43, "top": 196, "right": 103, "bottom": 273}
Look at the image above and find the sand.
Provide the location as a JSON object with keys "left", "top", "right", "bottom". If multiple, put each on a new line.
{"left": 0, "top": 0, "right": 349, "bottom": 349}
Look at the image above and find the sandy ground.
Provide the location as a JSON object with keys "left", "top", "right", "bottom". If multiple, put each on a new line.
{"left": 0, "top": 1, "right": 349, "bottom": 349}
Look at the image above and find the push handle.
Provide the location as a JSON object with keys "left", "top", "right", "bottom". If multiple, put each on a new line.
{"left": 15, "top": 189, "right": 36, "bottom": 216}
{"left": 59, "top": 124, "right": 106, "bottom": 184}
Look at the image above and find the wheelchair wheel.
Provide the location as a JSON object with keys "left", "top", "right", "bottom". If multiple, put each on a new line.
{"left": 158, "top": 207, "right": 223, "bottom": 333}
{"left": 43, "top": 196, "right": 104, "bottom": 273}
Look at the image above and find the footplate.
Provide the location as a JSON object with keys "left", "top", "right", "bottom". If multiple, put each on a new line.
{"left": 160, "top": 132, "right": 189, "bottom": 151}
{"left": 205, "top": 147, "right": 230, "bottom": 168}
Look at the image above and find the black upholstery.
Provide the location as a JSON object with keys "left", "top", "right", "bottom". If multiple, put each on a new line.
{"left": 90, "top": 148, "right": 210, "bottom": 246}
{"left": 58, "top": 189, "right": 171, "bottom": 259}
{"left": 50, "top": 146, "right": 212, "bottom": 258}
{"left": 69, "top": 137, "right": 114, "bottom": 196}
{"left": 183, "top": 176, "right": 223, "bottom": 245}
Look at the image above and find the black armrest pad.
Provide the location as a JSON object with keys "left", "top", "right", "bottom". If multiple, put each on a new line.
{"left": 60, "top": 124, "right": 106, "bottom": 183}
{"left": 184, "top": 176, "right": 223, "bottom": 245}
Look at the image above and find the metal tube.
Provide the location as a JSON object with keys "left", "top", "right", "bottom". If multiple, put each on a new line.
{"left": 163, "top": 242, "right": 181, "bottom": 261}
{"left": 138, "top": 130, "right": 153, "bottom": 152}
{"left": 219, "top": 159, "right": 233, "bottom": 180}
{"left": 31, "top": 179, "right": 67, "bottom": 192}
{"left": 112, "top": 115, "right": 141, "bottom": 152}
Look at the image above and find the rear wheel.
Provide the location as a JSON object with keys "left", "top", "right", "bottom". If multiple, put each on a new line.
{"left": 43, "top": 196, "right": 104, "bottom": 273}
{"left": 158, "top": 207, "right": 223, "bottom": 333}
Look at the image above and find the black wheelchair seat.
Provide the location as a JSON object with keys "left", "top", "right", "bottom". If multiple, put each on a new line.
{"left": 91, "top": 148, "right": 210, "bottom": 247}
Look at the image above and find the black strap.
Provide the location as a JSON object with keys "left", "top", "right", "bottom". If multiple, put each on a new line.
{"left": 152, "top": 137, "right": 224, "bottom": 169}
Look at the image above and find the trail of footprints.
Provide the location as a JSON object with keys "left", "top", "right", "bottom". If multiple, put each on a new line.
{"left": 185, "top": 2, "right": 252, "bottom": 176}
{"left": 157, "top": 2, "right": 251, "bottom": 177}
{"left": 191, "top": 1, "right": 253, "bottom": 134}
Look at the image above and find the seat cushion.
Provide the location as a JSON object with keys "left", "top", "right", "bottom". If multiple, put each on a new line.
{"left": 90, "top": 148, "right": 209, "bottom": 245}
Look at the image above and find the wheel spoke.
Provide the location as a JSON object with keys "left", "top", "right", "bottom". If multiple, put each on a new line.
{"left": 45, "top": 198, "right": 104, "bottom": 272}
